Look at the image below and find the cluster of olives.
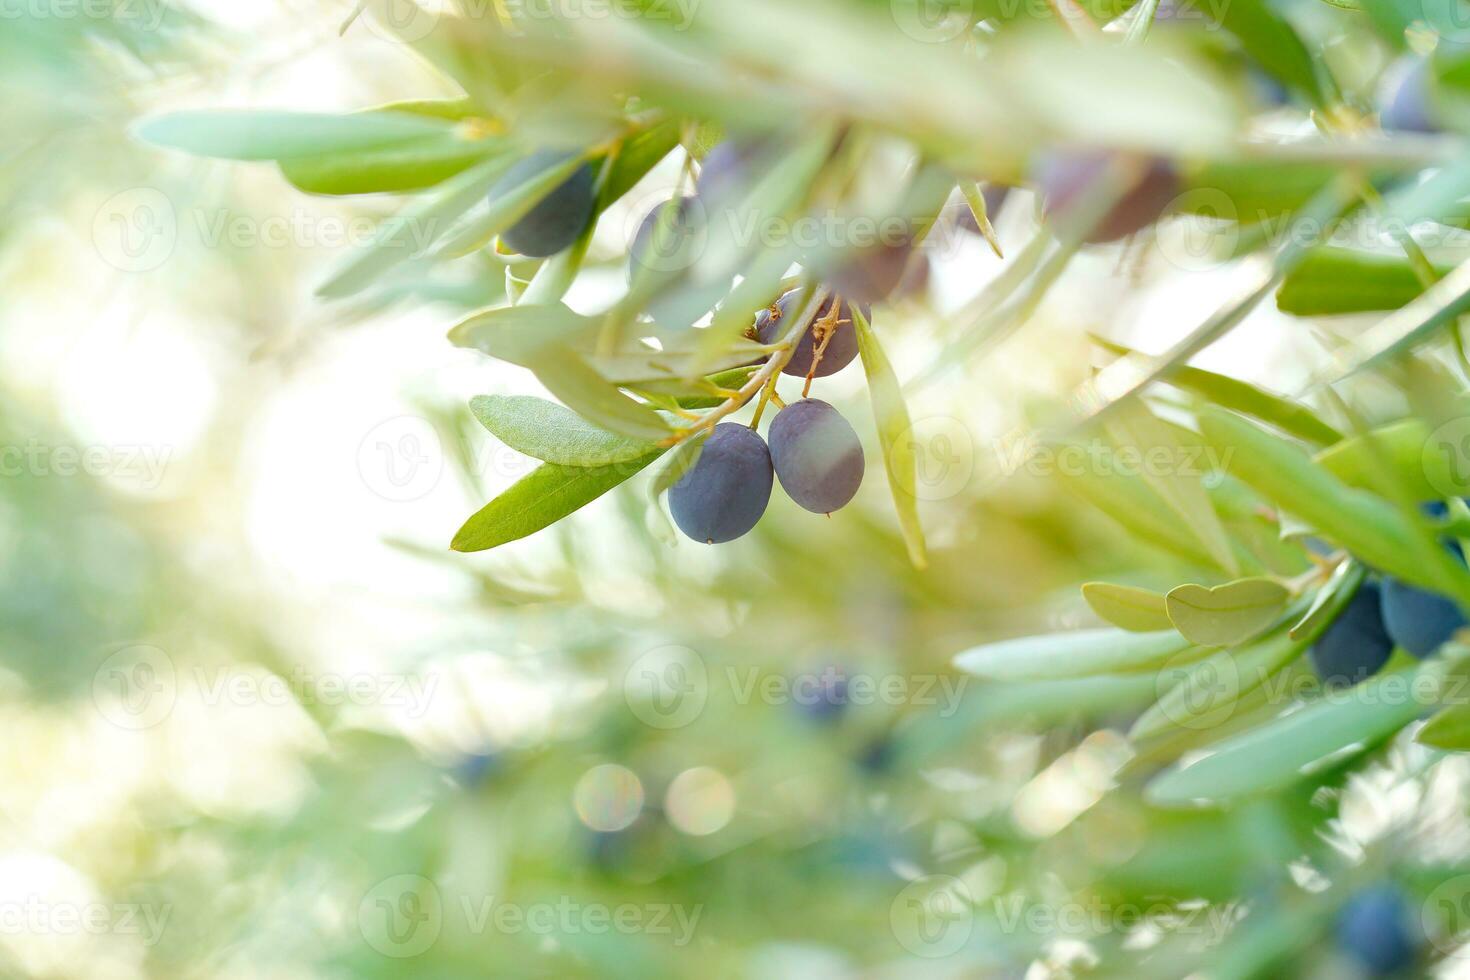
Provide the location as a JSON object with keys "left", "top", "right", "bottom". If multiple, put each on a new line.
{"left": 668, "top": 292, "right": 869, "bottom": 546}
{"left": 1309, "top": 504, "right": 1467, "bottom": 684}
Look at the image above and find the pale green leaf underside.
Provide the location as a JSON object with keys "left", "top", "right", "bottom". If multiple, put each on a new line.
{"left": 470, "top": 395, "right": 660, "bottom": 466}
{"left": 1165, "top": 578, "right": 1290, "bottom": 647}
{"left": 1082, "top": 582, "right": 1175, "bottom": 632}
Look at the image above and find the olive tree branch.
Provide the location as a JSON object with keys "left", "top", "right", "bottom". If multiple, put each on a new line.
{"left": 658, "top": 285, "right": 828, "bottom": 446}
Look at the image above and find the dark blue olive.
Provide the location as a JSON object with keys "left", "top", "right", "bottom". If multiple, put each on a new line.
{"left": 1032, "top": 150, "right": 1180, "bottom": 244}
{"left": 754, "top": 290, "right": 869, "bottom": 378}
{"left": 492, "top": 150, "right": 597, "bottom": 258}
{"left": 452, "top": 751, "right": 502, "bottom": 787}
{"left": 1381, "top": 577, "right": 1466, "bottom": 658}
{"left": 1310, "top": 581, "right": 1394, "bottom": 687}
{"left": 857, "top": 736, "right": 894, "bottom": 773}
{"left": 1248, "top": 67, "right": 1291, "bottom": 109}
{"left": 792, "top": 667, "right": 848, "bottom": 722}
{"left": 668, "top": 423, "right": 773, "bottom": 544}
{"left": 1378, "top": 500, "right": 1469, "bottom": 656}
{"left": 1379, "top": 57, "right": 1438, "bottom": 134}
{"left": 1335, "top": 886, "right": 1418, "bottom": 976}
{"left": 768, "top": 399, "right": 864, "bottom": 514}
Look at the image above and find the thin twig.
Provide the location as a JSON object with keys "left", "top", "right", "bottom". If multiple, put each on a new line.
{"left": 661, "top": 287, "right": 828, "bottom": 446}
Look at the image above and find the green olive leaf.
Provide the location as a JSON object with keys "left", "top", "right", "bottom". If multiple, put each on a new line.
{"left": 134, "top": 108, "right": 456, "bottom": 160}
{"left": 954, "top": 627, "right": 1196, "bottom": 681}
{"left": 1288, "top": 560, "right": 1365, "bottom": 640}
{"left": 1129, "top": 626, "right": 1306, "bottom": 741}
{"left": 1417, "top": 701, "right": 1470, "bottom": 751}
{"left": 1106, "top": 403, "right": 1238, "bottom": 576}
{"left": 1146, "top": 658, "right": 1449, "bottom": 806}
{"left": 1165, "top": 577, "right": 1290, "bottom": 647}
{"left": 1082, "top": 582, "right": 1175, "bottom": 632}
{"left": 470, "top": 395, "right": 660, "bottom": 467}
{"left": 451, "top": 452, "right": 664, "bottom": 553}
{"left": 852, "top": 305, "right": 927, "bottom": 570}
{"left": 527, "top": 351, "right": 672, "bottom": 442}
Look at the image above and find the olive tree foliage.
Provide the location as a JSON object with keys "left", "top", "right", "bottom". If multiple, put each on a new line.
{"left": 122, "top": 0, "right": 1470, "bottom": 972}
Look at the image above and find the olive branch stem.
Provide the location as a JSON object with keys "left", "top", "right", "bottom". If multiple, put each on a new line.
{"left": 658, "top": 285, "right": 828, "bottom": 447}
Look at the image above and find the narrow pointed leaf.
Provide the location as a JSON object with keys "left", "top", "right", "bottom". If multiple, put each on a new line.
{"left": 317, "top": 154, "right": 515, "bottom": 299}
{"left": 1329, "top": 254, "right": 1470, "bottom": 381}
{"left": 1092, "top": 336, "right": 1341, "bottom": 446}
{"left": 1146, "top": 659, "right": 1448, "bottom": 805}
{"left": 135, "top": 109, "right": 454, "bottom": 160}
{"left": 280, "top": 136, "right": 496, "bottom": 195}
{"left": 529, "top": 352, "right": 671, "bottom": 442}
{"left": 1129, "top": 626, "right": 1306, "bottom": 741}
{"left": 955, "top": 627, "right": 1194, "bottom": 681}
{"left": 451, "top": 453, "right": 664, "bottom": 553}
{"left": 1107, "top": 403, "right": 1238, "bottom": 575}
{"left": 431, "top": 151, "right": 592, "bottom": 261}
{"left": 1417, "top": 700, "right": 1470, "bottom": 750}
{"left": 1277, "top": 247, "right": 1441, "bottom": 316}
{"left": 1288, "top": 560, "right": 1366, "bottom": 640}
{"left": 1197, "top": 407, "right": 1465, "bottom": 597}
{"left": 853, "top": 305, "right": 927, "bottom": 569}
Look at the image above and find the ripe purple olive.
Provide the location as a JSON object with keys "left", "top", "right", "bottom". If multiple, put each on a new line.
{"left": 629, "top": 195, "right": 706, "bottom": 278}
{"left": 1309, "top": 581, "right": 1394, "bottom": 687}
{"left": 492, "top": 150, "right": 597, "bottom": 258}
{"left": 768, "top": 399, "right": 864, "bottom": 514}
{"left": 1378, "top": 57, "right": 1438, "bottom": 134}
{"left": 668, "top": 423, "right": 773, "bottom": 544}
{"left": 755, "top": 290, "right": 870, "bottom": 378}
{"left": 828, "top": 240, "right": 929, "bottom": 304}
{"left": 696, "top": 137, "right": 773, "bottom": 206}
{"left": 1032, "top": 150, "right": 1179, "bottom": 244}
